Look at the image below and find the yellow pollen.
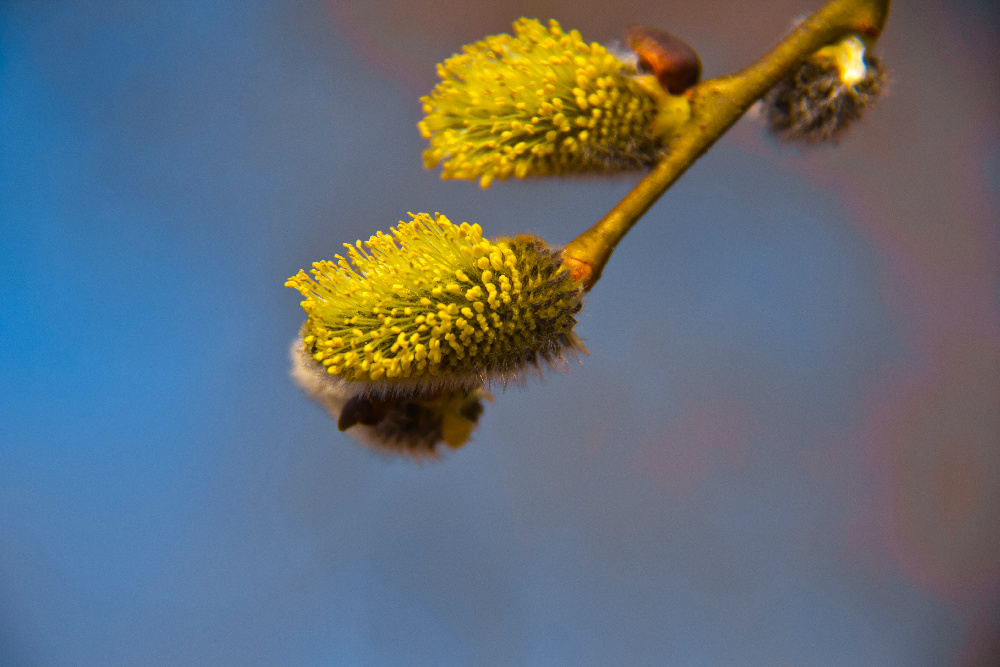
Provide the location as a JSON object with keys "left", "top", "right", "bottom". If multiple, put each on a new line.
{"left": 419, "top": 18, "right": 688, "bottom": 188}
{"left": 287, "top": 213, "right": 584, "bottom": 386}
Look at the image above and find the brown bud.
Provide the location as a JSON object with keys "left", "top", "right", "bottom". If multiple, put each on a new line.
{"left": 626, "top": 25, "right": 701, "bottom": 95}
{"left": 338, "top": 394, "right": 391, "bottom": 431}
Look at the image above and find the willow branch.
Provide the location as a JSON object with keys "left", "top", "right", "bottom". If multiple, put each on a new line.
{"left": 561, "top": 0, "right": 890, "bottom": 290}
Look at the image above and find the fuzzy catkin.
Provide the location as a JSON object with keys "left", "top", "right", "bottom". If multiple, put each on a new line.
{"left": 766, "top": 37, "right": 887, "bottom": 143}
{"left": 419, "top": 18, "right": 689, "bottom": 188}
{"left": 290, "top": 341, "right": 490, "bottom": 460}
{"left": 286, "top": 213, "right": 585, "bottom": 395}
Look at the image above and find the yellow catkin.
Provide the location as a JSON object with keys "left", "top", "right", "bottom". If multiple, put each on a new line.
{"left": 418, "top": 18, "right": 690, "bottom": 188}
{"left": 286, "top": 213, "right": 585, "bottom": 390}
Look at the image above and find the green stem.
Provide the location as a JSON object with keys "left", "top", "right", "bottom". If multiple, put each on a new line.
{"left": 561, "top": 0, "right": 890, "bottom": 291}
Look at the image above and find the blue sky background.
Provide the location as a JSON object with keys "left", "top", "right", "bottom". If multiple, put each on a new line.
{"left": 2, "top": 0, "right": 998, "bottom": 664}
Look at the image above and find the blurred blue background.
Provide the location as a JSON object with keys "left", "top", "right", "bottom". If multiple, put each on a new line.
{"left": 2, "top": 0, "right": 998, "bottom": 664}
